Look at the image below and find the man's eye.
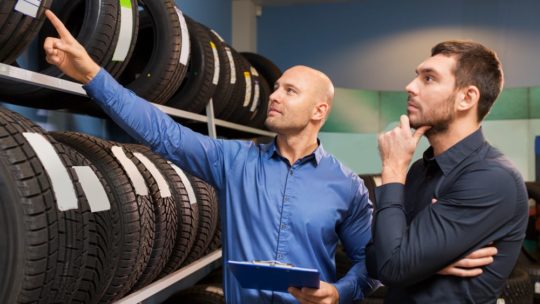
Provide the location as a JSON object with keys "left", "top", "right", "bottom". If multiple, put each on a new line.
{"left": 424, "top": 76, "right": 434, "bottom": 82}
{"left": 287, "top": 88, "right": 296, "bottom": 94}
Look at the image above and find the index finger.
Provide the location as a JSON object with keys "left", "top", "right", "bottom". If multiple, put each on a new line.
{"left": 300, "top": 286, "right": 325, "bottom": 298}
{"left": 400, "top": 115, "right": 411, "bottom": 133}
{"left": 468, "top": 246, "right": 498, "bottom": 259}
{"left": 45, "top": 10, "right": 75, "bottom": 41}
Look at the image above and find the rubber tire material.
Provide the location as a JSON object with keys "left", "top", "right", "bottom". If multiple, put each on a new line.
{"left": 50, "top": 132, "right": 156, "bottom": 302}
{"left": 166, "top": 17, "right": 217, "bottom": 113}
{"left": 124, "top": 144, "right": 179, "bottom": 290}
{"left": 241, "top": 52, "right": 282, "bottom": 89}
{"left": 0, "top": 107, "right": 89, "bottom": 303}
{"left": 182, "top": 175, "right": 219, "bottom": 265}
{"left": 117, "top": 0, "right": 187, "bottom": 104}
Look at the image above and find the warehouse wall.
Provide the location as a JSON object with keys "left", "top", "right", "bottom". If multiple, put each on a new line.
{"left": 258, "top": 0, "right": 540, "bottom": 91}
{"left": 318, "top": 87, "right": 540, "bottom": 180}
{"left": 257, "top": 0, "right": 540, "bottom": 180}
{"left": 176, "top": 0, "right": 232, "bottom": 43}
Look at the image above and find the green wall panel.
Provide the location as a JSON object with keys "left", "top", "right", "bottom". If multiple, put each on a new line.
{"left": 485, "top": 88, "right": 528, "bottom": 120}
{"left": 380, "top": 91, "right": 408, "bottom": 131}
{"left": 322, "top": 87, "right": 379, "bottom": 133}
{"left": 529, "top": 88, "right": 540, "bottom": 119}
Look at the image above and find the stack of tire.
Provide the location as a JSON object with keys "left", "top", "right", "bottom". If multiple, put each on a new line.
{"left": 0, "top": 106, "right": 221, "bottom": 303}
{"left": 0, "top": 0, "right": 281, "bottom": 129}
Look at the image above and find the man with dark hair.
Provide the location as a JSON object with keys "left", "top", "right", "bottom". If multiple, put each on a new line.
{"left": 368, "top": 40, "right": 528, "bottom": 303}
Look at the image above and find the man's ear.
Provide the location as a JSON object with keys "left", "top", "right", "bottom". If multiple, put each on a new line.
{"left": 457, "top": 85, "right": 480, "bottom": 111}
{"left": 312, "top": 102, "right": 329, "bottom": 121}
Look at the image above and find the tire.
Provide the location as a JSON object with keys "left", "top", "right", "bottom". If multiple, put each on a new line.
{"left": 527, "top": 262, "right": 540, "bottom": 303}
{"left": 0, "top": 0, "right": 16, "bottom": 32}
{"left": 0, "top": 107, "right": 90, "bottom": 303}
{"left": 0, "top": 0, "right": 139, "bottom": 110}
{"left": 158, "top": 161, "right": 200, "bottom": 277}
{"left": 241, "top": 52, "right": 282, "bottom": 89}
{"left": 54, "top": 141, "right": 118, "bottom": 304}
{"left": 124, "top": 144, "right": 179, "bottom": 290}
{"left": 227, "top": 54, "right": 257, "bottom": 124}
{"left": 248, "top": 69, "right": 271, "bottom": 129}
{"left": 498, "top": 266, "right": 533, "bottom": 304}
{"left": 182, "top": 176, "right": 219, "bottom": 265}
{"left": 163, "top": 284, "right": 225, "bottom": 304}
{"left": 167, "top": 16, "right": 217, "bottom": 113}
{"left": 117, "top": 0, "right": 188, "bottom": 104}
{"left": 205, "top": 27, "right": 236, "bottom": 118}
{"left": 50, "top": 132, "right": 156, "bottom": 302}
{"left": 217, "top": 46, "right": 248, "bottom": 121}
{"left": 204, "top": 224, "right": 222, "bottom": 256}
{"left": 0, "top": 0, "right": 53, "bottom": 64}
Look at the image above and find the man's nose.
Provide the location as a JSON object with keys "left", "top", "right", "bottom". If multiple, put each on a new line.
{"left": 405, "top": 79, "right": 417, "bottom": 95}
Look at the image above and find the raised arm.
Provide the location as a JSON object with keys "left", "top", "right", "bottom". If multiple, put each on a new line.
{"left": 43, "top": 9, "right": 228, "bottom": 188}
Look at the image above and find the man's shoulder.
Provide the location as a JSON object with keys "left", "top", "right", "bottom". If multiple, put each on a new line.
{"left": 474, "top": 144, "right": 523, "bottom": 181}
{"left": 320, "top": 152, "right": 362, "bottom": 183}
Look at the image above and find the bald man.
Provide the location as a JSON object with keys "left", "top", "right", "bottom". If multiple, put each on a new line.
{"left": 43, "top": 10, "right": 376, "bottom": 304}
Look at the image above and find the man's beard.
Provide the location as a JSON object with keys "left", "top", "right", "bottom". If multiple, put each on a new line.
{"left": 409, "top": 93, "right": 455, "bottom": 137}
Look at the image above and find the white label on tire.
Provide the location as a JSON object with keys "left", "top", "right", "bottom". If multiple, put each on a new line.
{"left": 210, "top": 41, "right": 220, "bottom": 85}
{"left": 23, "top": 133, "right": 78, "bottom": 211}
{"left": 250, "top": 81, "right": 260, "bottom": 112}
{"left": 15, "top": 0, "right": 41, "bottom": 18}
{"left": 210, "top": 29, "right": 225, "bottom": 42}
{"left": 134, "top": 152, "right": 171, "bottom": 198}
{"left": 249, "top": 67, "right": 260, "bottom": 112}
{"left": 225, "top": 47, "right": 236, "bottom": 84}
{"left": 111, "top": 146, "right": 148, "bottom": 196}
{"left": 73, "top": 166, "right": 111, "bottom": 212}
{"left": 175, "top": 7, "right": 190, "bottom": 66}
{"left": 112, "top": 1, "right": 134, "bottom": 62}
{"left": 243, "top": 72, "right": 252, "bottom": 107}
{"left": 536, "top": 281, "right": 540, "bottom": 294}
{"left": 496, "top": 299, "right": 505, "bottom": 304}
{"left": 169, "top": 162, "right": 197, "bottom": 205}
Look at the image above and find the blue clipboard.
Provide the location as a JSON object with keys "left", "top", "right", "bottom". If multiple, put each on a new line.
{"left": 227, "top": 260, "right": 320, "bottom": 292}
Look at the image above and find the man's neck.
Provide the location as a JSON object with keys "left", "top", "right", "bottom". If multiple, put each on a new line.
{"left": 428, "top": 121, "right": 481, "bottom": 156}
{"left": 275, "top": 133, "right": 319, "bottom": 165}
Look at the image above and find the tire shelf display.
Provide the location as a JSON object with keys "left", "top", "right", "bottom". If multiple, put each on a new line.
{"left": 0, "top": 62, "right": 270, "bottom": 303}
{"left": 0, "top": 62, "right": 276, "bottom": 138}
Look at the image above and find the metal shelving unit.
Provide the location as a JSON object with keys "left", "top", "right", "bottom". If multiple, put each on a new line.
{"left": 115, "top": 250, "right": 222, "bottom": 304}
{"left": 0, "top": 62, "right": 273, "bottom": 303}
{"left": 0, "top": 63, "right": 276, "bottom": 139}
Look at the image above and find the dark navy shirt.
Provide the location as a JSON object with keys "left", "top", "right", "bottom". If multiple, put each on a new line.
{"left": 84, "top": 69, "right": 378, "bottom": 303}
{"left": 367, "top": 128, "right": 527, "bottom": 303}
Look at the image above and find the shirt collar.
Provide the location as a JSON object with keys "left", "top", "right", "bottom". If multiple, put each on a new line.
{"left": 423, "top": 127, "right": 485, "bottom": 176}
{"left": 263, "top": 138, "right": 325, "bottom": 166}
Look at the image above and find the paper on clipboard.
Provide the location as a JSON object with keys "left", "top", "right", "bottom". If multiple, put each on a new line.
{"left": 227, "top": 260, "right": 320, "bottom": 292}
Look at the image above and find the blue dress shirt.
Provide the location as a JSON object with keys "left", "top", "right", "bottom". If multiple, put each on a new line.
{"left": 84, "top": 69, "right": 377, "bottom": 303}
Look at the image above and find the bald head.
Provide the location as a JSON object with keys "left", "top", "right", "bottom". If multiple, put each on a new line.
{"left": 284, "top": 65, "right": 335, "bottom": 112}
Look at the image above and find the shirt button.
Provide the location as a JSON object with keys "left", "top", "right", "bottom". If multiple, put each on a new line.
{"left": 281, "top": 224, "right": 287, "bottom": 230}
{"left": 290, "top": 170, "right": 293, "bottom": 175}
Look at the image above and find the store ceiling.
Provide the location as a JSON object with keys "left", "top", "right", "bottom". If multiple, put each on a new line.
{"left": 254, "top": 0, "right": 351, "bottom": 6}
